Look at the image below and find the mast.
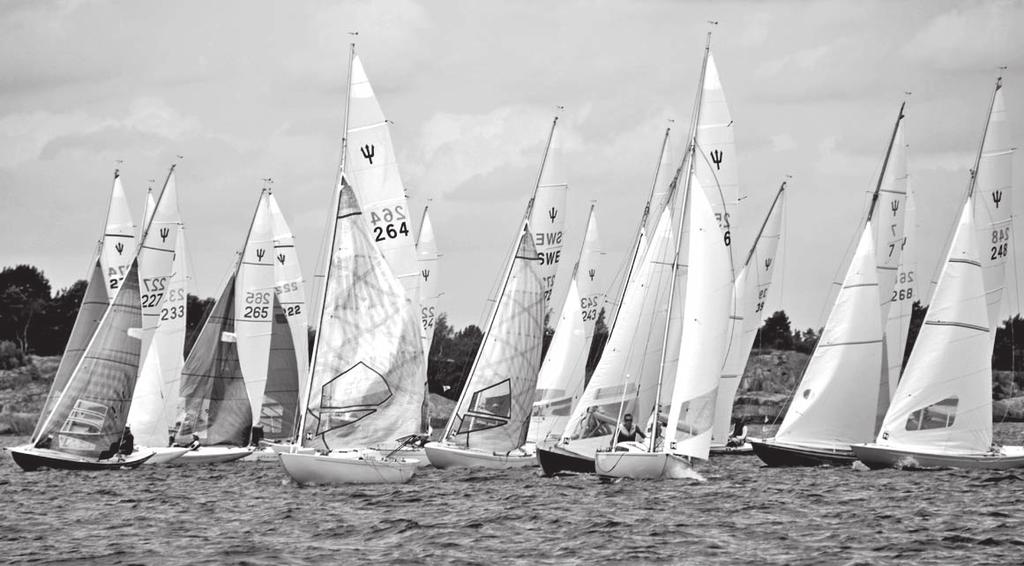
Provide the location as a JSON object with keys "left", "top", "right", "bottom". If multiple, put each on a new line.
{"left": 299, "top": 43, "right": 359, "bottom": 444}
{"left": 139, "top": 164, "right": 176, "bottom": 244}
{"left": 865, "top": 102, "right": 906, "bottom": 223}
{"left": 606, "top": 126, "right": 672, "bottom": 333}
{"left": 742, "top": 181, "right": 786, "bottom": 268}
{"left": 647, "top": 32, "right": 712, "bottom": 452}
{"left": 966, "top": 76, "right": 1003, "bottom": 200}
{"left": 524, "top": 114, "right": 561, "bottom": 221}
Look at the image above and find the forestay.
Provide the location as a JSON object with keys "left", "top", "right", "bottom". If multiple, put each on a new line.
{"left": 775, "top": 223, "right": 884, "bottom": 450}
{"left": 529, "top": 205, "right": 603, "bottom": 444}
{"left": 442, "top": 228, "right": 545, "bottom": 453}
{"left": 877, "top": 198, "right": 992, "bottom": 454}
{"left": 301, "top": 180, "right": 425, "bottom": 451}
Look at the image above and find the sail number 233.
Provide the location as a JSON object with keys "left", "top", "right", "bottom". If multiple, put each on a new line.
{"left": 369, "top": 206, "right": 410, "bottom": 243}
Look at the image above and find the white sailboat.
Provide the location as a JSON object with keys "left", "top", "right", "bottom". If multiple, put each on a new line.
{"left": 537, "top": 128, "right": 679, "bottom": 476}
{"left": 751, "top": 103, "right": 908, "bottom": 467}
{"left": 528, "top": 204, "right": 603, "bottom": 446}
{"left": 174, "top": 191, "right": 277, "bottom": 464}
{"left": 279, "top": 177, "right": 424, "bottom": 484}
{"left": 709, "top": 182, "right": 786, "bottom": 454}
{"left": 853, "top": 78, "right": 1021, "bottom": 470}
{"left": 423, "top": 119, "right": 553, "bottom": 469}
{"left": 30, "top": 170, "right": 136, "bottom": 443}
{"left": 128, "top": 167, "right": 190, "bottom": 464}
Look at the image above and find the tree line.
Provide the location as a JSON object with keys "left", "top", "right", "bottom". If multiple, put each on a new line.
{"left": 2, "top": 264, "right": 1021, "bottom": 399}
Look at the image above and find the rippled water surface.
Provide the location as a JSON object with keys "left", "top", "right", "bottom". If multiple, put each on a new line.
{"left": 4, "top": 426, "right": 1024, "bottom": 565}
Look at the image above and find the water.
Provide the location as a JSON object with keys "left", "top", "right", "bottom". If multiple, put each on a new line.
{"left": 3, "top": 427, "right": 1024, "bottom": 565}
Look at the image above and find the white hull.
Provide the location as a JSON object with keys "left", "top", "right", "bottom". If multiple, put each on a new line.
{"left": 240, "top": 448, "right": 284, "bottom": 463}
{"left": 423, "top": 442, "right": 536, "bottom": 469}
{"left": 279, "top": 451, "right": 418, "bottom": 485}
{"left": 264, "top": 442, "right": 315, "bottom": 455}
{"left": 709, "top": 442, "right": 753, "bottom": 455}
{"left": 357, "top": 446, "right": 432, "bottom": 469}
{"left": 594, "top": 450, "right": 698, "bottom": 480}
{"left": 175, "top": 446, "right": 253, "bottom": 465}
{"left": 853, "top": 443, "right": 1024, "bottom": 471}
{"left": 142, "top": 446, "right": 189, "bottom": 465}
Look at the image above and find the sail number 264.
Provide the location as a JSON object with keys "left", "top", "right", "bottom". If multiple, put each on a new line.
{"left": 369, "top": 206, "right": 409, "bottom": 243}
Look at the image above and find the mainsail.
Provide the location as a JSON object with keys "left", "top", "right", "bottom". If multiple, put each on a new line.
{"left": 711, "top": 183, "right": 785, "bottom": 446}
{"left": 34, "top": 262, "right": 144, "bottom": 458}
{"left": 416, "top": 206, "right": 441, "bottom": 356}
{"left": 529, "top": 204, "right": 603, "bottom": 444}
{"left": 266, "top": 193, "right": 308, "bottom": 438}
{"left": 664, "top": 172, "right": 733, "bottom": 460}
{"left": 300, "top": 179, "right": 426, "bottom": 451}
{"left": 529, "top": 120, "right": 568, "bottom": 320}
{"left": 774, "top": 223, "right": 884, "bottom": 449}
{"left": 876, "top": 197, "right": 992, "bottom": 454}
{"left": 32, "top": 172, "right": 135, "bottom": 440}
{"left": 441, "top": 226, "right": 545, "bottom": 452}
{"left": 884, "top": 176, "right": 918, "bottom": 397}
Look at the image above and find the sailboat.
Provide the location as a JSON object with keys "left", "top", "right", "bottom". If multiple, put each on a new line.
{"left": 127, "top": 167, "right": 191, "bottom": 464}
{"left": 528, "top": 204, "right": 603, "bottom": 446}
{"left": 278, "top": 177, "right": 424, "bottom": 484}
{"left": 12, "top": 171, "right": 156, "bottom": 471}
{"left": 751, "top": 104, "right": 908, "bottom": 466}
{"left": 537, "top": 128, "right": 678, "bottom": 476}
{"left": 422, "top": 121, "right": 552, "bottom": 469}
{"left": 853, "top": 78, "right": 1021, "bottom": 470}
{"left": 174, "top": 190, "right": 278, "bottom": 464}
{"left": 709, "top": 182, "right": 786, "bottom": 455}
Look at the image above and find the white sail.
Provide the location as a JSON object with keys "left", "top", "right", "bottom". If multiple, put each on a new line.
{"left": 665, "top": 173, "right": 733, "bottom": 460}
{"left": 694, "top": 52, "right": 739, "bottom": 269}
{"left": 101, "top": 171, "right": 136, "bottom": 301}
{"left": 137, "top": 169, "right": 181, "bottom": 355}
{"left": 529, "top": 125, "right": 569, "bottom": 320}
{"left": 442, "top": 226, "right": 545, "bottom": 453}
{"left": 266, "top": 193, "right": 309, "bottom": 431}
{"left": 529, "top": 206, "right": 603, "bottom": 444}
{"left": 345, "top": 54, "right": 420, "bottom": 311}
{"left": 974, "top": 82, "right": 1012, "bottom": 332}
{"left": 416, "top": 207, "right": 441, "bottom": 356}
{"left": 884, "top": 177, "right": 918, "bottom": 397}
{"left": 775, "top": 223, "right": 884, "bottom": 450}
{"left": 301, "top": 179, "right": 426, "bottom": 450}
{"left": 875, "top": 122, "right": 909, "bottom": 317}
{"left": 559, "top": 204, "right": 677, "bottom": 457}
{"left": 127, "top": 228, "right": 188, "bottom": 447}
{"left": 711, "top": 185, "right": 785, "bottom": 446}
{"left": 234, "top": 193, "right": 276, "bottom": 427}
{"left": 140, "top": 188, "right": 156, "bottom": 239}
{"left": 877, "top": 197, "right": 992, "bottom": 454}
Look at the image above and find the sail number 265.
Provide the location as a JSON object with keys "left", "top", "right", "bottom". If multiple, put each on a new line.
{"left": 369, "top": 206, "right": 409, "bottom": 243}
{"left": 243, "top": 291, "right": 271, "bottom": 319}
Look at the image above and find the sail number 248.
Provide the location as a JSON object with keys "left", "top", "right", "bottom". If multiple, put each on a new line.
{"left": 369, "top": 206, "right": 410, "bottom": 243}
{"left": 992, "top": 227, "right": 1011, "bottom": 261}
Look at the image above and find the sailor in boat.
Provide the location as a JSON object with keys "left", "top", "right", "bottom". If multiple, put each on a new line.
{"left": 250, "top": 424, "right": 264, "bottom": 446}
{"left": 188, "top": 434, "right": 201, "bottom": 451}
{"left": 727, "top": 418, "right": 748, "bottom": 447}
{"left": 34, "top": 434, "right": 54, "bottom": 449}
{"left": 616, "top": 414, "right": 646, "bottom": 444}
{"left": 118, "top": 426, "right": 135, "bottom": 458}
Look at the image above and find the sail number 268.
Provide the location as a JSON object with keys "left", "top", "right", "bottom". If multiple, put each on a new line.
{"left": 369, "top": 206, "right": 409, "bottom": 243}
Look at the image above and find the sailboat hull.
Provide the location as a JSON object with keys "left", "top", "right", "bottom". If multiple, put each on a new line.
{"left": 750, "top": 439, "right": 856, "bottom": 467}
{"left": 174, "top": 446, "right": 253, "bottom": 465}
{"left": 594, "top": 450, "right": 696, "bottom": 480}
{"left": 709, "top": 442, "right": 754, "bottom": 456}
{"left": 424, "top": 442, "right": 536, "bottom": 469}
{"left": 9, "top": 446, "right": 155, "bottom": 471}
{"left": 853, "top": 443, "right": 1024, "bottom": 471}
{"left": 279, "top": 451, "right": 418, "bottom": 484}
{"left": 537, "top": 445, "right": 595, "bottom": 475}
{"left": 142, "top": 446, "right": 190, "bottom": 465}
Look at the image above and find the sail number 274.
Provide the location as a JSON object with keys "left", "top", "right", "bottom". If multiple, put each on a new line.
{"left": 369, "top": 206, "right": 410, "bottom": 243}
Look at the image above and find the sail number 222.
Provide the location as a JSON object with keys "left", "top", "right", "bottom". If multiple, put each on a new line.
{"left": 369, "top": 206, "right": 409, "bottom": 243}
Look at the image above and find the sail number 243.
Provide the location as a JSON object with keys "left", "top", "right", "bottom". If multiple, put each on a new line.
{"left": 369, "top": 206, "right": 410, "bottom": 243}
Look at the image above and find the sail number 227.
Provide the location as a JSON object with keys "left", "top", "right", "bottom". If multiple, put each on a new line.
{"left": 369, "top": 206, "right": 409, "bottom": 243}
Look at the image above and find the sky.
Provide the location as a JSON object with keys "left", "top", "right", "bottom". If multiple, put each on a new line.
{"left": 2, "top": 0, "right": 1024, "bottom": 333}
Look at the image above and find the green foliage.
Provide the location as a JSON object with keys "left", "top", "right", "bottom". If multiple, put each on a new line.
{"left": 184, "top": 294, "right": 216, "bottom": 356}
{"left": 756, "top": 310, "right": 794, "bottom": 350}
{"left": 993, "top": 315, "right": 1024, "bottom": 372}
{"left": 426, "top": 314, "right": 484, "bottom": 401}
{"left": 0, "top": 265, "right": 52, "bottom": 352}
{"left": 0, "top": 340, "right": 25, "bottom": 370}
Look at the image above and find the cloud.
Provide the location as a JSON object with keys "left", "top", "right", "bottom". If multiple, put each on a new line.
{"left": 902, "top": 2, "right": 1024, "bottom": 72}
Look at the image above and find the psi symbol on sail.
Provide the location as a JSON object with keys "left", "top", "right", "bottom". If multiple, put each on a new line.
{"left": 710, "top": 149, "right": 724, "bottom": 170}
{"left": 993, "top": 190, "right": 1003, "bottom": 208}
{"left": 256, "top": 248, "right": 265, "bottom": 262}
{"left": 421, "top": 268, "right": 430, "bottom": 281}
{"left": 549, "top": 207, "right": 558, "bottom": 223}
{"left": 115, "top": 242, "right": 124, "bottom": 255}
{"left": 360, "top": 144, "right": 375, "bottom": 164}
{"left": 159, "top": 228, "right": 169, "bottom": 242}
{"left": 277, "top": 253, "right": 286, "bottom": 264}
{"left": 891, "top": 200, "right": 900, "bottom": 216}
